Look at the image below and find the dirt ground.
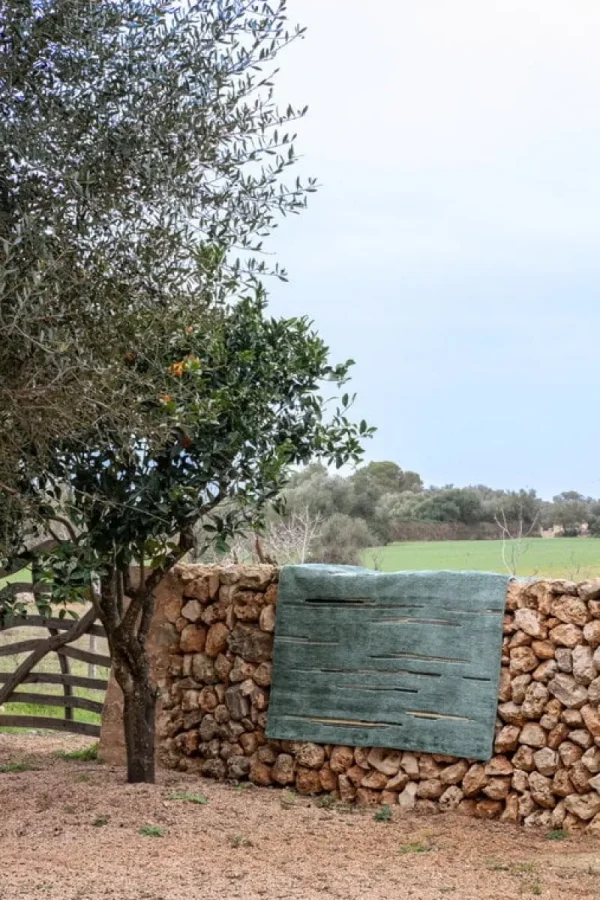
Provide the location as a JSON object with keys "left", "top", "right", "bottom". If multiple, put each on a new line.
{"left": 1, "top": 734, "right": 600, "bottom": 900}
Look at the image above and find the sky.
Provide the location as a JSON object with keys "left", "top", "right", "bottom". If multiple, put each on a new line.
{"left": 264, "top": 0, "right": 600, "bottom": 499}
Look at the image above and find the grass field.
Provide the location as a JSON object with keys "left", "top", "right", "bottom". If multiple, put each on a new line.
{"left": 363, "top": 537, "right": 600, "bottom": 579}
{"left": 0, "top": 610, "right": 109, "bottom": 733}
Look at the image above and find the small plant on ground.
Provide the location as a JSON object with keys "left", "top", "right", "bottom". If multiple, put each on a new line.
{"left": 374, "top": 804, "right": 393, "bottom": 823}
{"left": 93, "top": 815, "right": 110, "bottom": 827}
{"left": 316, "top": 794, "right": 336, "bottom": 810}
{"left": 280, "top": 790, "right": 297, "bottom": 809}
{"left": 230, "top": 833, "right": 252, "bottom": 849}
{"left": 55, "top": 744, "right": 99, "bottom": 762}
{"left": 545, "top": 828, "right": 568, "bottom": 841}
{"left": 233, "top": 782, "right": 253, "bottom": 792}
{"left": 167, "top": 791, "right": 209, "bottom": 805}
{"left": 138, "top": 825, "right": 164, "bottom": 838}
{"left": 399, "top": 841, "right": 434, "bottom": 854}
{"left": 0, "top": 761, "right": 36, "bottom": 773}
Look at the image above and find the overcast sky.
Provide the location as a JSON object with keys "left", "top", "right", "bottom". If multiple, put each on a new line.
{"left": 265, "top": 0, "right": 600, "bottom": 499}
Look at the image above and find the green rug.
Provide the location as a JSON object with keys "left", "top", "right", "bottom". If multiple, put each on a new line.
{"left": 266, "top": 565, "right": 511, "bottom": 761}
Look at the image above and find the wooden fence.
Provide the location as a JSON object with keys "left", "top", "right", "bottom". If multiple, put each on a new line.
{"left": 0, "top": 608, "right": 111, "bottom": 737}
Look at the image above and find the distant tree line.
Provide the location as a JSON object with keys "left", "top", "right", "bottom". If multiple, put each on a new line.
{"left": 205, "top": 462, "right": 600, "bottom": 566}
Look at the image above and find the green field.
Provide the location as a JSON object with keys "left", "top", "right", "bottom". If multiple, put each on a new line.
{"left": 363, "top": 537, "right": 600, "bottom": 579}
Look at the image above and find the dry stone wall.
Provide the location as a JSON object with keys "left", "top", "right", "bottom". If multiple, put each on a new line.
{"left": 102, "top": 564, "right": 600, "bottom": 832}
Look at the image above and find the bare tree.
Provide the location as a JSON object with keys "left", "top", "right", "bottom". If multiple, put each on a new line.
{"left": 495, "top": 504, "right": 540, "bottom": 576}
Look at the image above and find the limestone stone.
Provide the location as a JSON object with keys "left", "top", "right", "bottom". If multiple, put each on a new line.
{"left": 485, "top": 756, "right": 513, "bottom": 777}
{"left": 498, "top": 668, "right": 512, "bottom": 701}
{"left": 259, "top": 605, "right": 276, "bottom": 632}
{"left": 249, "top": 757, "right": 272, "bottom": 786}
{"left": 214, "top": 653, "right": 233, "bottom": 682}
{"left": 531, "top": 640, "right": 556, "bottom": 660}
{"left": 581, "top": 747, "right": 600, "bottom": 774}
{"left": 441, "top": 760, "right": 470, "bottom": 784}
{"left": 509, "top": 646, "right": 538, "bottom": 674}
{"left": 295, "top": 767, "right": 322, "bottom": 795}
{"left": 581, "top": 704, "right": 600, "bottom": 737}
{"left": 511, "top": 674, "right": 532, "bottom": 704}
{"left": 513, "top": 746, "right": 535, "bottom": 772}
{"left": 400, "top": 753, "right": 420, "bottom": 778}
{"left": 512, "top": 770, "right": 530, "bottom": 793}
{"left": 229, "top": 657, "right": 256, "bottom": 683}
{"left": 550, "top": 800, "right": 567, "bottom": 828}
{"left": 522, "top": 683, "right": 549, "bottom": 719}
{"left": 361, "top": 769, "right": 388, "bottom": 790}
{"left": 354, "top": 747, "right": 371, "bottom": 770}
{"left": 180, "top": 624, "right": 207, "bottom": 654}
{"left": 540, "top": 713, "right": 560, "bottom": 731}
{"left": 588, "top": 677, "right": 600, "bottom": 704}
{"left": 548, "top": 724, "right": 570, "bottom": 750}
{"left": 533, "top": 748, "right": 559, "bottom": 777}
{"left": 528, "top": 771, "right": 555, "bottom": 808}
{"left": 551, "top": 769, "right": 574, "bottom": 797}
{"left": 476, "top": 799, "right": 502, "bottom": 819}
{"left": 533, "top": 660, "right": 557, "bottom": 683}
{"left": 558, "top": 741, "right": 584, "bottom": 767}
{"left": 550, "top": 595, "right": 588, "bottom": 626}
{"left": 181, "top": 599, "right": 203, "bottom": 623}
{"left": 570, "top": 761, "right": 592, "bottom": 793}
{"left": 564, "top": 792, "right": 600, "bottom": 820}
{"left": 498, "top": 702, "right": 525, "bottom": 726}
{"left": 380, "top": 791, "right": 398, "bottom": 806}
{"left": 228, "top": 756, "right": 251, "bottom": 779}
{"left": 386, "top": 770, "right": 410, "bottom": 791}
{"left": 483, "top": 778, "right": 510, "bottom": 800}
{"left": 346, "top": 765, "right": 365, "bottom": 787}
{"left": 355, "top": 787, "right": 379, "bottom": 806}
{"left": 329, "top": 746, "right": 354, "bottom": 774}
{"left": 509, "top": 630, "right": 532, "bottom": 648}
{"left": 319, "top": 764, "right": 338, "bottom": 792}
{"left": 416, "top": 779, "right": 445, "bottom": 800}
{"left": 555, "top": 648, "right": 573, "bottom": 673}
{"left": 198, "top": 687, "right": 218, "bottom": 712}
{"left": 550, "top": 624, "right": 583, "bottom": 648}
{"left": 588, "top": 773, "right": 600, "bottom": 793}
{"left": 579, "top": 580, "right": 600, "bottom": 602}
{"left": 239, "top": 732, "right": 259, "bottom": 756}
{"left": 418, "top": 757, "right": 442, "bottom": 779}
{"left": 573, "top": 645, "right": 596, "bottom": 685}
{"left": 584, "top": 620, "right": 600, "bottom": 647}
{"left": 225, "top": 685, "right": 250, "bottom": 720}
{"left": 233, "top": 590, "right": 268, "bottom": 623}
{"left": 398, "top": 782, "right": 418, "bottom": 811}
{"left": 562, "top": 708, "right": 583, "bottom": 726}
{"left": 515, "top": 608, "right": 545, "bottom": 638}
{"left": 200, "top": 758, "right": 226, "bottom": 779}
{"left": 439, "top": 785, "right": 464, "bottom": 811}
{"left": 524, "top": 810, "right": 552, "bottom": 829}
{"left": 295, "top": 742, "right": 326, "bottom": 769}
{"left": 200, "top": 598, "right": 229, "bottom": 626}
{"left": 494, "top": 725, "right": 521, "bottom": 753}
{"left": 518, "top": 791, "right": 537, "bottom": 818}
{"left": 501, "top": 793, "right": 520, "bottom": 822}
{"left": 548, "top": 673, "right": 588, "bottom": 708}
{"left": 191, "top": 652, "right": 218, "bottom": 684}
{"left": 337, "top": 774, "right": 356, "bottom": 803}
{"left": 252, "top": 662, "right": 272, "bottom": 688}
{"left": 519, "top": 723, "right": 546, "bottom": 748}
{"left": 458, "top": 799, "right": 478, "bottom": 816}
{"left": 591, "top": 601, "right": 600, "bottom": 618}
{"left": 228, "top": 623, "right": 273, "bottom": 662}
{"left": 367, "top": 748, "right": 403, "bottom": 776}
{"left": 205, "top": 622, "right": 229, "bottom": 658}
{"left": 462, "top": 764, "right": 488, "bottom": 797}
{"left": 571, "top": 729, "right": 594, "bottom": 750}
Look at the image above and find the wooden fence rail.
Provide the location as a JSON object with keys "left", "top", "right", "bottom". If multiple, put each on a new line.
{"left": 0, "top": 610, "right": 109, "bottom": 737}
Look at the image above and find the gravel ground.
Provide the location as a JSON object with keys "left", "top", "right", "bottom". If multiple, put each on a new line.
{"left": 1, "top": 733, "right": 600, "bottom": 900}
